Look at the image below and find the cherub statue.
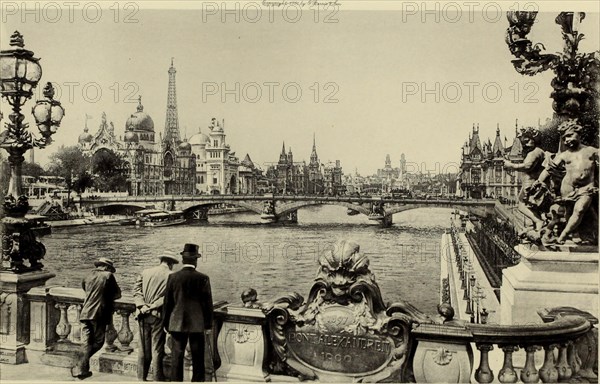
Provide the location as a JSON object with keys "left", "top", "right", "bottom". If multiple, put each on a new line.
{"left": 504, "top": 127, "right": 549, "bottom": 231}
{"left": 537, "top": 120, "right": 598, "bottom": 244}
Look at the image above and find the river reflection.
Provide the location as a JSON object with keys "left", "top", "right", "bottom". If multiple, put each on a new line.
{"left": 42, "top": 206, "right": 452, "bottom": 314}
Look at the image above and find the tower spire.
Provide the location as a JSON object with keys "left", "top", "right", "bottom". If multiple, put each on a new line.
{"left": 164, "top": 58, "right": 181, "bottom": 143}
{"left": 310, "top": 133, "right": 319, "bottom": 165}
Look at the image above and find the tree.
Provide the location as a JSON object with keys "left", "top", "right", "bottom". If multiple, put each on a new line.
{"left": 47, "top": 145, "right": 91, "bottom": 201}
{"left": 91, "top": 149, "right": 129, "bottom": 192}
{"left": 22, "top": 161, "right": 45, "bottom": 179}
{"left": 73, "top": 172, "right": 94, "bottom": 194}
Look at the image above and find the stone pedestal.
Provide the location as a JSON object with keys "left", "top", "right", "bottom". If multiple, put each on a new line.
{"left": 0, "top": 270, "right": 55, "bottom": 364}
{"left": 501, "top": 245, "right": 598, "bottom": 325}
{"left": 215, "top": 306, "right": 269, "bottom": 382}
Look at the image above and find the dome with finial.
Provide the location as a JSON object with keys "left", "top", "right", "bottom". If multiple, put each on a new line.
{"left": 78, "top": 124, "right": 93, "bottom": 144}
{"left": 179, "top": 138, "right": 191, "bottom": 151}
{"left": 189, "top": 127, "right": 210, "bottom": 146}
{"left": 125, "top": 96, "right": 154, "bottom": 132}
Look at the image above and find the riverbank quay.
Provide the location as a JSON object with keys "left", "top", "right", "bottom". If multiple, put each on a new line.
{"left": 443, "top": 220, "right": 500, "bottom": 324}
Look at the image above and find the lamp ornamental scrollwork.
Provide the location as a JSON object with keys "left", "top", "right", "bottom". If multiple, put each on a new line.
{"left": 1, "top": 31, "right": 65, "bottom": 273}
{"left": 505, "top": 11, "right": 599, "bottom": 142}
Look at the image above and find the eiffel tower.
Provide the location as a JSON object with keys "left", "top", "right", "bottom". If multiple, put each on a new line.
{"left": 163, "top": 57, "right": 181, "bottom": 143}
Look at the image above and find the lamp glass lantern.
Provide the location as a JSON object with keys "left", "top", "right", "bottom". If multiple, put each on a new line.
{"left": 32, "top": 82, "right": 65, "bottom": 138}
{"left": 0, "top": 37, "right": 43, "bottom": 106}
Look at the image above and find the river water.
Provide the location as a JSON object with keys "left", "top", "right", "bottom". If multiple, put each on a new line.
{"left": 42, "top": 206, "right": 452, "bottom": 315}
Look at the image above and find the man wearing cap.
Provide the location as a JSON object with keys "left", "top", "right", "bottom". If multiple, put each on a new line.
{"left": 163, "top": 243, "right": 214, "bottom": 382}
{"left": 71, "top": 257, "right": 122, "bottom": 380}
{"left": 133, "top": 252, "right": 179, "bottom": 381}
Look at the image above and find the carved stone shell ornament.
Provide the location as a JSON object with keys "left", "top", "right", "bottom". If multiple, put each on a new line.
{"left": 433, "top": 347, "right": 453, "bottom": 365}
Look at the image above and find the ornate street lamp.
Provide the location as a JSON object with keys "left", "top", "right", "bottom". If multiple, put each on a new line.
{"left": 1, "top": 31, "right": 65, "bottom": 272}
{"left": 505, "top": 11, "right": 599, "bottom": 148}
{"left": 469, "top": 274, "right": 476, "bottom": 323}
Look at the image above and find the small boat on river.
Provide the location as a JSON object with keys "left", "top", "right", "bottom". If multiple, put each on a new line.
{"left": 118, "top": 209, "right": 163, "bottom": 226}
{"left": 135, "top": 210, "right": 187, "bottom": 227}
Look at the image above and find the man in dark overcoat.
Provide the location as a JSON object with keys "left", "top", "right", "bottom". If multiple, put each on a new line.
{"left": 162, "top": 243, "right": 214, "bottom": 382}
{"left": 71, "top": 257, "right": 122, "bottom": 380}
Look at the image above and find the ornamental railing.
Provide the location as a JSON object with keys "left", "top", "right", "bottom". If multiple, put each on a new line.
{"left": 6, "top": 284, "right": 594, "bottom": 382}
{"left": 24, "top": 286, "right": 226, "bottom": 376}
{"left": 412, "top": 313, "right": 594, "bottom": 383}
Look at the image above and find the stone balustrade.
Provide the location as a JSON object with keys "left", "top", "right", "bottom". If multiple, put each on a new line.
{"left": 18, "top": 285, "right": 597, "bottom": 383}
{"left": 468, "top": 315, "right": 593, "bottom": 383}
{"left": 412, "top": 313, "right": 594, "bottom": 383}
{"left": 26, "top": 286, "right": 140, "bottom": 371}
{"left": 24, "top": 285, "right": 226, "bottom": 378}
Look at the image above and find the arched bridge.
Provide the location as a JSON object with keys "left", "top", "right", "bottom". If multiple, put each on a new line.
{"left": 78, "top": 194, "right": 498, "bottom": 226}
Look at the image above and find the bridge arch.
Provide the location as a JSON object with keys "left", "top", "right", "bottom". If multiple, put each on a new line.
{"left": 180, "top": 200, "right": 264, "bottom": 215}
{"left": 275, "top": 200, "right": 371, "bottom": 217}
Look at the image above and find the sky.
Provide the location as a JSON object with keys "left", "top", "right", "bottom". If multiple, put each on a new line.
{"left": 1, "top": 1, "right": 599, "bottom": 175}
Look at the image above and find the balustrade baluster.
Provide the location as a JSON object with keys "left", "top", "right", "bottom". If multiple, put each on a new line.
{"left": 555, "top": 342, "right": 573, "bottom": 381}
{"left": 539, "top": 344, "right": 558, "bottom": 383}
{"left": 498, "top": 345, "right": 518, "bottom": 383}
{"left": 116, "top": 309, "right": 134, "bottom": 353}
{"left": 54, "top": 303, "right": 71, "bottom": 342}
{"left": 475, "top": 343, "right": 494, "bottom": 383}
{"left": 68, "top": 304, "right": 83, "bottom": 343}
{"left": 520, "top": 345, "right": 540, "bottom": 383}
{"left": 567, "top": 340, "right": 581, "bottom": 376}
{"left": 104, "top": 318, "right": 118, "bottom": 352}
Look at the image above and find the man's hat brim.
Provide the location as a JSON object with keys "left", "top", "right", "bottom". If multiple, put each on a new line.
{"left": 159, "top": 253, "right": 180, "bottom": 264}
{"left": 94, "top": 260, "right": 116, "bottom": 272}
{"left": 180, "top": 252, "right": 201, "bottom": 258}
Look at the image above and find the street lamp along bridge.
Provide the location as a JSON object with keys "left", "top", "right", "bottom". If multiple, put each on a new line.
{"left": 1, "top": 31, "right": 65, "bottom": 273}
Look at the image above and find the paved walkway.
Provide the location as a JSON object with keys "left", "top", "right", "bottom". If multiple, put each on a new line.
{"left": 0, "top": 363, "right": 136, "bottom": 383}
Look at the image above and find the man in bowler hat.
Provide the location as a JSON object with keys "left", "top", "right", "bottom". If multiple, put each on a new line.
{"left": 133, "top": 251, "right": 179, "bottom": 381}
{"left": 72, "top": 257, "right": 121, "bottom": 380}
{"left": 163, "top": 244, "right": 214, "bottom": 382}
